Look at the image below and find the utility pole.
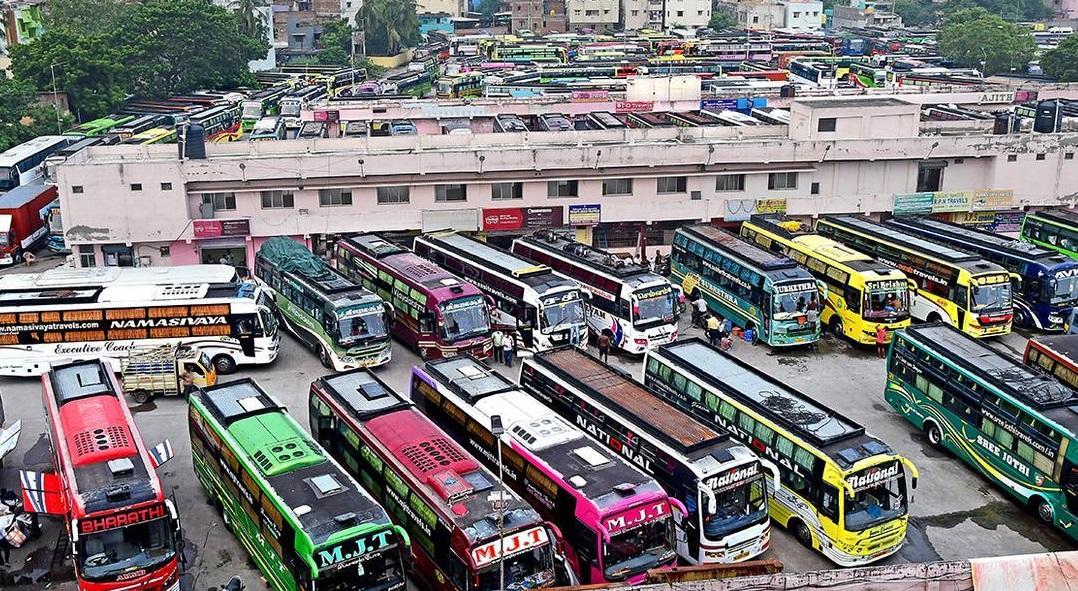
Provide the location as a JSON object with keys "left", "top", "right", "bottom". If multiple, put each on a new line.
{"left": 491, "top": 415, "right": 506, "bottom": 591}
{"left": 50, "top": 62, "right": 64, "bottom": 134}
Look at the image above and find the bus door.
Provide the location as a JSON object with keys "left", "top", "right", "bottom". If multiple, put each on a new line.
{"left": 231, "top": 313, "right": 259, "bottom": 358}
{"left": 674, "top": 484, "right": 699, "bottom": 561}
{"left": 1061, "top": 458, "right": 1078, "bottom": 515}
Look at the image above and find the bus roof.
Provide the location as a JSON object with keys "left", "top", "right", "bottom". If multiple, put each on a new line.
{"left": 0, "top": 136, "right": 70, "bottom": 166}
{"left": 887, "top": 217, "right": 1072, "bottom": 267}
{"left": 748, "top": 215, "right": 898, "bottom": 275}
{"left": 344, "top": 234, "right": 473, "bottom": 292}
{"left": 681, "top": 224, "right": 799, "bottom": 271}
{"left": 1030, "top": 335, "right": 1078, "bottom": 368}
{"left": 1031, "top": 208, "right": 1078, "bottom": 227}
{"left": 655, "top": 339, "right": 886, "bottom": 468}
{"left": 0, "top": 264, "right": 248, "bottom": 306}
{"left": 423, "top": 231, "right": 550, "bottom": 279}
{"left": 517, "top": 230, "right": 655, "bottom": 281}
{"left": 0, "top": 183, "right": 56, "bottom": 209}
{"left": 820, "top": 215, "right": 980, "bottom": 265}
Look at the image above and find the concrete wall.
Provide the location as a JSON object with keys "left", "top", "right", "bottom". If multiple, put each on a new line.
{"left": 783, "top": 0, "right": 823, "bottom": 31}
{"left": 664, "top": 0, "right": 711, "bottom": 27}
{"left": 567, "top": 0, "right": 620, "bottom": 30}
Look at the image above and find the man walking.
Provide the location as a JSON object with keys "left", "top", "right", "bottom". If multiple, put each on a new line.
{"left": 503, "top": 333, "right": 516, "bottom": 367}
{"left": 706, "top": 314, "right": 720, "bottom": 346}
{"left": 491, "top": 328, "right": 503, "bottom": 361}
{"left": 597, "top": 331, "right": 611, "bottom": 363}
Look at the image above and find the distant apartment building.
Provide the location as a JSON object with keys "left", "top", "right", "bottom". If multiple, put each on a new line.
{"left": 1, "top": 0, "right": 46, "bottom": 71}
{"left": 720, "top": 0, "right": 822, "bottom": 32}
{"left": 567, "top": 0, "right": 620, "bottom": 31}
{"left": 832, "top": 0, "right": 901, "bottom": 29}
{"left": 622, "top": 0, "right": 653, "bottom": 30}
{"left": 417, "top": 0, "right": 464, "bottom": 16}
{"left": 664, "top": 0, "right": 711, "bottom": 28}
{"left": 511, "top": 0, "right": 567, "bottom": 33}
{"left": 1044, "top": 0, "right": 1078, "bottom": 18}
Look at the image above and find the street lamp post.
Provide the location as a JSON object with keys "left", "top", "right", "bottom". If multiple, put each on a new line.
{"left": 491, "top": 415, "right": 506, "bottom": 591}
{"left": 50, "top": 62, "right": 65, "bottom": 135}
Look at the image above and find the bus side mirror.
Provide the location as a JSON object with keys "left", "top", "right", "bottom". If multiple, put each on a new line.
{"left": 907, "top": 279, "right": 918, "bottom": 291}
{"left": 702, "top": 487, "right": 717, "bottom": 515}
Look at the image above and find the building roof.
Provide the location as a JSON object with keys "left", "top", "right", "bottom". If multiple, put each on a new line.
{"left": 798, "top": 97, "right": 913, "bottom": 109}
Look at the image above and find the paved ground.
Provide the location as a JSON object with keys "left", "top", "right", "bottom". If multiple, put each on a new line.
{"left": 0, "top": 272, "right": 1073, "bottom": 589}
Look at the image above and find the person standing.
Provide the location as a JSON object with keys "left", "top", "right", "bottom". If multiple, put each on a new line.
{"left": 597, "top": 331, "right": 611, "bottom": 363}
{"left": 706, "top": 314, "right": 720, "bottom": 346}
{"left": 503, "top": 333, "right": 515, "bottom": 367}
{"left": 491, "top": 328, "right": 504, "bottom": 361}
{"left": 876, "top": 325, "right": 888, "bottom": 359}
{"left": 692, "top": 295, "right": 708, "bottom": 327}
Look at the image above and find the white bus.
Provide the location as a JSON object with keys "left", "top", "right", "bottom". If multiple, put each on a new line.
{"left": 0, "top": 264, "right": 280, "bottom": 377}
{"left": 0, "top": 136, "right": 74, "bottom": 192}
{"left": 247, "top": 116, "right": 285, "bottom": 141}
{"left": 512, "top": 230, "right": 678, "bottom": 354}
{"left": 414, "top": 230, "right": 587, "bottom": 351}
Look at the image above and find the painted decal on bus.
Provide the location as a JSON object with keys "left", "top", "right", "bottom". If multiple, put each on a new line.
{"left": 317, "top": 528, "right": 396, "bottom": 570}
{"left": 470, "top": 527, "right": 549, "bottom": 568}
{"left": 79, "top": 503, "right": 167, "bottom": 534}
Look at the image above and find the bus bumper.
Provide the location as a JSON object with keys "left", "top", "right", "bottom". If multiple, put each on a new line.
{"left": 700, "top": 524, "right": 770, "bottom": 563}
{"left": 967, "top": 322, "right": 1011, "bottom": 338}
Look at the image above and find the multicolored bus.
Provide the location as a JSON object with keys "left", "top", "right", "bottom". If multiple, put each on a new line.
{"left": 741, "top": 215, "right": 911, "bottom": 345}
{"left": 413, "top": 356, "right": 683, "bottom": 584}
{"left": 888, "top": 216, "right": 1078, "bottom": 331}
{"left": 817, "top": 215, "right": 1013, "bottom": 339}
{"left": 255, "top": 237, "right": 392, "bottom": 371}
{"left": 670, "top": 224, "right": 822, "bottom": 347}
{"left": 309, "top": 369, "right": 576, "bottom": 591}
{"left": 512, "top": 230, "right": 678, "bottom": 354}
{"left": 646, "top": 339, "right": 918, "bottom": 566}
{"left": 521, "top": 348, "right": 776, "bottom": 565}
{"left": 886, "top": 324, "right": 1078, "bottom": 542}
{"left": 190, "top": 379, "right": 409, "bottom": 591}
{"left": 21, "top": 360, "right": 181, "bottom": 591}
{"left": 337, "top": 234, "right": 493, "bottom": 360}
{"left": 1022, "top": 209, "right": 1078, "bottom": 260}
{"left": 65, "top": 116, "right": 136, "bottom": 138}
{"left": 1024, "top": 335, "right": 1078, "bottom": 390}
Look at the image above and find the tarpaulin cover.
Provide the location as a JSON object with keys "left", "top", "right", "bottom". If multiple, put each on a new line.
{"left": 257, "top": 237, "right": 328, "bottom": 278}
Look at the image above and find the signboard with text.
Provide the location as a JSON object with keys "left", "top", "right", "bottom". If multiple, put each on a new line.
{"left": 615, "top": 101, "right": 654, "bottom": 113}
{"left": 893, "top": 190, "right": 1014, "bottom": 216}
{"left": 193, "top": 219, "right": 251, "bottom": 239}
{"left": 482, "top": 207, "right": 564, "bottom": 232}
{"left": 568, "top": 204, "right": 601, "bottom": 226}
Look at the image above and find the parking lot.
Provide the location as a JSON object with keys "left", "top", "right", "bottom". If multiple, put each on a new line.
{"left": 0, "top": 307, "right": 1073, "bottom": 590}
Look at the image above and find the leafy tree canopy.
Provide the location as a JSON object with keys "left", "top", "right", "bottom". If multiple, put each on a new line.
{"left": 41, "top": 0, "right": 131, "bottom": 37}
{"left": 938, "top": 7, "right": 1036, "bottom": 75}
{"left": 893, "top": 0, "right": 936, "bottom": 27}
{"left": 941, "top": 0, "right": 1051, "bottom": 22}
{"left": 476, "top": 0, "right": 503, "bottom": 17}
{"left": 1042, "top": 36, "right": 1078, "bottom": 82}
{"left": 10, "top": 28, "right": 126, "bottom": 120}
{"left": 708, "top": 9, "right": 735, "bottom": 30}
{"left": 356, "top": 0, "right": 421, "bottom": 56}
{"left": 0, "top": 77, "right": 73, "bottom": 151}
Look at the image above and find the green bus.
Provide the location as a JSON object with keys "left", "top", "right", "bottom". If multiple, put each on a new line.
{"left": 885, "top": 323, "right": 1078, "bottom": 542}
{"left": 1022, "top": 209, "right": 1078, "bottom": 260}
{"left": 189, "top": 378, "right": 410, "bottom": 591}
{"left": 255, "top": 237, "right": 393, "bottom": 371}
{"left": 65, "top": 115, "right": 135, "bottom": 137}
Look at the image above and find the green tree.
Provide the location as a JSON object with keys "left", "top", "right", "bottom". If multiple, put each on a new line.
{"left": 893, "top": 0, "right": 936, "bottom": 26}
{"left": 231, "top": 0, "right": 268, "bottom": 41}
{"left": 708, "top": 9, "right": 735, "bottom": 29}
{"left": 1042, "top": 36, "right": 1078, "bottom": 82}
{"left": 357, "top": 0, "right": 420, "bottom": 56}
{"left": 938, "top": 8, "right": 1035, "bottom": 75}
{"left": 10, "top": 28, "right": 126, "bottom": 119}
{"left": 941, "top": 0, "right": 1051, "bottom": 21}
{"left": 476, "top": 0, "right": 503, "bottom": 17}
{"left": 116, "top": 0, "right": 267, "bottom": 98}
{"left": 41, "top": 0, "right": 131, "bottom": 37}
{"left": 0, "top": 77, "right": 72, "bottom": 151}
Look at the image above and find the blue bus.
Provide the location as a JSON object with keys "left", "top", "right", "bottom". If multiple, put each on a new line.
{"left": 887, "top": 217, "right": 1078, "bottom": 331}
{"left": 670, "top": 224, "right": 822, "bottom": 347}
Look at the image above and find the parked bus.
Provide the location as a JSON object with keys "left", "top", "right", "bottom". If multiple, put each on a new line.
{"left": 255, "top": 237, "right": 391, "bottom": 371}
{"left": 436, "top": 72, "right": 486, "bottom": 98}
{"left": 413, "top": 356, "right": 683, "bottom": 584}
{"left": 0, "top": 135, "right": 74, "bottom": 192}
{"left": 817, "top": 215, "right": 1014, "bottom": 338}
{"left": 44, "top": 136, "right": 111, "bottom": 183}
{"left": 887, "top": 216, "right": 1078, "bottom": 330}
{"left": 670, "top": 224, "right": 822, "bottom": 347}
{"left": 296, "top": 121, "right": 329, "bottom": 139}
{"left": 1025, "top": 334, "right": 1078, "bottom": 389}
{"left": 491, "top": 44, "right": 568, "bottom": 63}
{"left": 125, "top": 127, "right": 177, "bottom": 144}
{"left": 521, "top": 348, "right": 776, "bottom": 564}
{"left": 511, "top": 230, "right": 677, "bottom": 354}
{"left": 0, "top": 264, "right": 279, "bottom": 376}
{"left": 337, "top": 234, "right": 493, "bottom": 360}
{"left": 189, "top": 104, "right": 242, "bottom": 138}
{"left": 65, "top": 115, "right": 135, "bottom": 138}
{"left": 190, "top": 379, "right": 409, "bottom": 591}
{"left": 309, "top": 369, "right": 576, "bottom": 591}
{"left": 248, "top": 116, "right": 286, "bottom": 141}
{"left": 109, "top": 114, "right": 169, "bottom": 141}
{"left": 740, "top": 215, "right": 911, "bottom": 344}
{"left": 415, "top": 231, "right": 586, "bottom": 351}
{"left": 21, "top": 359, "right": 181, "bottom": 591}
{"left": 646, "top": 339, "right": 918, "bottom": 566}
{"left": 280, "top": 86, "right": 328, "bottom": 129}
{"left": 242, "top": 86, "right": 289, "bottom": 131}
{"left": 1022, "top": 209, "right": 1078, "bottom": 260}
{"left": 886, "top": 323, "right": 1078, "bottom": 542}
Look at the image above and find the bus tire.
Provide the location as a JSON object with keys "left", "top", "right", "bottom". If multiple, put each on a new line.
{"left": 319, "top": 346, "right": 331, "bottom": 369}
{"left": 130, "top": 390, "right": 151, "bottom": 405}
{"left": 924, "top": 420, "right": 944, "bottom": 448}
{"left": 1033, "top": 497, "right": 1054, "bottom": 525}
{"left": 830, "top": 319, "right": 844, "bottom": 339}
{"left": 1014, "top": 306, "right": 1031, "bottom": 329}
{"left": 212, "top": 354, "right": 237, "bottom": 375}
{"left": 791, "top": 519, "right": 814, "bottom": 549}
{"left": 926, "top": 313, "right": 942, "bottom": 324}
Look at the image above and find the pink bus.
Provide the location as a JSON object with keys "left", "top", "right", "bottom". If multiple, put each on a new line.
{"left": 412, "top": 356, "right": 684, "bottom": 584}
{"left": 337, "top": 234, "right": 494, "bottom": 360}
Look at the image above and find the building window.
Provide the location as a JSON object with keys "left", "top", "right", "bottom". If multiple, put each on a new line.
{"left": 602, "top": 178, "right": 633, "bottom": 196}
{"left": 160, "top": 182, "right": 173, "bottom": 191}
{"left": 715, "top": 174, "right": 745, "bottom": 192}
{"left": 319, "top": 188, "right": 353, "bottom": 206}
{"left": 657, "top": 176, "right": 687, "bottom": 194}
{"left": 130, "top": 183, "right": 142, "bottom": 192}
{"left": 261, "top": 190, "right": 295, "bottom": 209}
{"left": 376, "top": 186, "right": 410, "bottom": 204}
{"left": 1036, "top": 153, "right": 1047, "bottom": 161}
{"left": 547, "top": 180, "right": 578, "bottom": 198}
{"left": 1008, "top": 154, "right": 1018, "bottom": 162}
{"left": 78, "top": 245, "right": 96, "bottom": 268}
{"left": 676, "top": 10, "right": 684, "bottom": 16}
{"left": 202, "top": 192, "right": 236, "bottom": 211}
{"left": 1067, "top": 153, "right": 1075, "bottom": 160}
{"left": 817, "top": 118, "right": 837, "bottom": 132}
{"left": 916, "top": 162, "right": 944, "bottom": 192}
{"left": 811, "top": 182, "right": 820, "bottom": 195}
{"left": 72, "top": 185, "right": 84, "bottom": 194}
{"left": 491, "top": 182, "right": 523, "bottom": 200}
{"left": 954, "top": 158, "right": 964, "bottom": 164}
{"left": 768, "top": 172, "right": 798, "bottom": 190}
{"left": 435, "top": 184, "right": 468, "bottom": 202}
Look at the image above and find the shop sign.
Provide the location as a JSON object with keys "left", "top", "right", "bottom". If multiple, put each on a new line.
{"left": 754, "top": 198, "right": 787, "bottom": 215}
{"left": 193, "top": 219, "right": 251, "bottom": 239}
{"left": 482, "top": 207, "right": 564, "bottom": 232}
{"left": 723, "top": 198, "right": 786, "bottom": 222}
{"left": 930, "top": 191, "right": 972, "bottom": 213}
{"left": 568, "top": 204, "right": 601, "bottom": 226}
{"left": 701, "top": 98, "right": 738, "bottom": 112}
{"left": 952, "top": 211, "right": 1026, "bottom": 233}
{"left": 894, "top": 190, "right": 1014, "bottom": 216}
{"left": 615, "top": 101, "right": 653, "bottom": 113}
{"left": 972, "top": 190, "right": 1014, "bottom": 210}
{"left": 312, "top": 110, "right": 340, "bottom": 122}
{"left": 892, "top": 192, "right": 935, "bottom": 216}
{"left": 572, "top": 90, "right": 609, "bottom": 102}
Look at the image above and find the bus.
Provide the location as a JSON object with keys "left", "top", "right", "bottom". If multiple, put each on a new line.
{"left": 670, "top": 224, "right": 822, "bottom": 347}
{"left": 280, "top": 86, "right": 328, "bottom": 129}
{"left": 109, "top": 114, "right": 169, "bottom": 141}
{"left": 242, "top": 86, "right": 289, "bottom": 131}
{"left": 646, "top": 339, "right": 918, "bottom": 566}
{"left": 0, "top": 264, "right": 279, "bottom": 376}
{"left": 490, "top": 45, "right": 568, "bottom": 64}
{"left": 309, "top": 369, "right": 576, "bottom": 591}
{"left": 511, "top": 230, "right": 678, "bottom": 354}
{"left": 740, "top": 215, "right": 911, "bottom": 345}
{"left": 248, "top": 116, "right": 286, "bottom": 141}
{"left": 0, "top": 135, "right": 74, "bottom": 192}
{"left": 520, "top": 348, "right": 776, "bottom": 565}
{"left": 255, "top": 237, "right": 391, "bottom": 371}
{"left": 887, "top": 216, "right": 1078, "bottom": 330}
{"left": 817, "top": 215, "right": 1014, "bottom": 338}
{"left": 414, "top": 231, "right": 586, "bottom": 352}
{"left": 65, "top": 115, "right": 135, "bottom": 138}
{"left": 189, "top": 379, "right": 409, "bottom": 591}
{"left": 189, "top": 104, "right": 242, "bottom": 138}
{"left": 125, "top": 127, "right": 177, "bottom": 145}
{"left": 21, "top": 359, "right": 181, "bottom": 591}
{"left": 413, "top": 356, "right": 683, "bottom": 585}
{"left": 1022, "top": 209, "right": 1078, "bottom": 260}
{"left": 1025, "top": 334, "right": 1078, "bottom": 390}
{"left": 886, "top": 323, "right": 1078, "bottom": 542}
{"left": 436, "top": 72, "right": 486, "bottom": 98}
{"left": 337, "top": 234, "right": 493, "bottom": 360}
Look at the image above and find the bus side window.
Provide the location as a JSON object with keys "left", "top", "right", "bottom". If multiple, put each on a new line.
{"left": 819, "top": 484, "right": 840, "bottom": 523}
{"left": 952, "top": 284, "right": 968, "bottom": 310}
{"left": 446, "top": 553, "right": 470, "bottom": 591}
{"left": 419, "top": 311, "right": 435, "bottom": 334}
{"left": 844, "top": 285, "right": 861, "bottom": 314}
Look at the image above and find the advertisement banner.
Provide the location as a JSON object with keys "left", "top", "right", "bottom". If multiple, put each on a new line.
{"left": 568, "top": 204, "right": 601, "bottom": 226}
{"left": 894, "top": 190, "right": 1015, "bottom": 216}
{"left": 572, "top": 90, "right": 609, "bottom": 102}
{"left": 193, "top": 219, "right": 251, "bottom": 239}
{"left": 482, "top": 208, "right": 525, "bottom": 232}
{"left": 972, "top": 189, "right": 1014, "bottom": 210}
{"left": 615, "top": 101, "right": 654, "bottom": 113}
{"left": 952, "top": 211, "right": 1026, "bottom": 233}
{"left": 482, "top": 207, "right": 564, "bottom": 232}
{"left": 723, "top": 198, "right": 787, "bottom": 221}
{"left": 892, "top": 192, "right": 936, "bottom": 216}
{"left": 754, "top": 198, "right": 787, "bottom": 215}
{"left": 931, "top": 191, "right": 972, "bottom": 213}
{"left": 701, "top": 98, "right": 738, "bottom": 112}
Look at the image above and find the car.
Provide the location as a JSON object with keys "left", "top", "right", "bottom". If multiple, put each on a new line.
{"left": 493, "top": 113, "right": 529, "bottom": 133}
{"left": 369, "top": 120, "right": 392, "bottom": 137}
{"left": 390, "top": 120, "right": 419, "bottom": 136}
{"left": 342, "top": 121, "right": 368, "bottom": 137}
{"left": 536, "top": 113, "right": 572, "bottom": 131}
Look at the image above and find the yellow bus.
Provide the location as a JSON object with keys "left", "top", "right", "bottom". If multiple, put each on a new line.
{"left": 124, "top": 127, "right": 177, "bottom": 144}
{"left": 645, "top": 339, "right": 919, "bottom": 567}
{"left": 741, "top": 215, "right": 912, "bottom": 344}
{"left": 817, "top": 215, "right": 1014, "bottom": 339}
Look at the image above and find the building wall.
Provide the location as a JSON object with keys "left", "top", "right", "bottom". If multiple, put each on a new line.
{"left": 417, "top": 0, "right": 462, "bottom": 17}
{"left": 622, "top": 0, "right": 651, "bottom": 29}
{"left": 567, "top": 0, "right": 620, "bottom": 30}
{"left": 512, "top": 0, "right": 568, "bottom": 32}
{"left": 664, "top": 0, "right": 711, "bottom": 27}
{"left": 783, "top": 0, "right": 823, "bottom": 31}
{"left": 1045, "top": 0, "right": 1078, "bottom": 18}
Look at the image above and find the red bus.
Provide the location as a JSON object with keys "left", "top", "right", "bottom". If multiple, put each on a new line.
{"left": 21, "top": 359, "right": 181, "bottom": 591}
{"left": 337, "top": 233, "right": 494, "bottom": 360}
{"left": 309, "top": 369, "right": 576, "bottom": 591}
{"left": 1025, "top": 335, "right": 1078, "bottom": 390}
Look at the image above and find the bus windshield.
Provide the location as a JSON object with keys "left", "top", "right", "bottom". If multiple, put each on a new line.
{"left": 337, "top": 307, "right": 387, "bottom": 346}
{"left": 602, "top": 518, "right": 674, "bottom": 581}
{"left": 280, "top": 102, "right": 301, "bottom": 117}
{"left": 259, "top": 308, "right": 279, "bottom": 337}
{"left": 632, "top": 286, "right": 676, "bottom": 327}
{"left": 475, "top": 543, "right": 555, "bottom": 591}
{"left": 0, "top": 167, "right": 16, "bottom": 191}
{"left": 440, "top": 296, "right": 490, "bottom": 342}
{"left": 772, "top": 282, "right": 819, "bottom": 320}
{"left": 1049, "top": 273, "right": 1078, "bottom": 305}
{"left": 0, "top": 233, "right": 9, "bottom": 248}
{"left": 863, "top": 281, "right": 910, "bottom": 320}
{"left": 843, "top": 465, "right": 907, "bottom": 532}
{"left": 77, "top": 517, "right": 176, "bottom": 580}
{"left": 703, "top": 476, "right": 768, "bottom": 539}
{"left": 970, "top": 282, "right": 1011, "bottom": 312}
{"left": 241, "top": 103, "right": 262, "bottom": 119}
{"left": 318, "top": 545, "right": 404, "bottom": 591}
{"left": 540, "top": 294, "right": 585, "bottom": 334}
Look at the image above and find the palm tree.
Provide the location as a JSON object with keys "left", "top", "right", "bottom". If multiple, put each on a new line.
{"left": 231, "top": 0, "right": 266, "bottom": 40}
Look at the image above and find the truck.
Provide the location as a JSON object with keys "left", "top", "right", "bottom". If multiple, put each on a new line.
{"left": 121, "top": 344, "right": 217, "bottom": 403}
{"left": 0, "top": 183, "right": 57, "bottom": 266}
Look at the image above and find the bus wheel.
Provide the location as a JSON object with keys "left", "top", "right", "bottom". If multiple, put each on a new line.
{"left": 924, "top": 421, "right": 943, "bottom": 448}
{"left": 926, "top": 313, "right": 942, "bottom": 324}
{"left": 1034, "top": 497, "right": 1054, "bottom": 524}
{"left": 830, "top": 319, "right": 844, "bottom": 339}
{"left": 1014, "top": 307, "right": 1030, "bottom": 329}
{"left": 792, "top": 520, "right": 813, "bottom": 548}
{"left": 319, "top": 346, "right": 331, "bottom": 369}
{"left": 212, "top": 354, "right": 237, "bottom": 374}
{"left": 130, "top": 390, "right": 151, "bottom": 405}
